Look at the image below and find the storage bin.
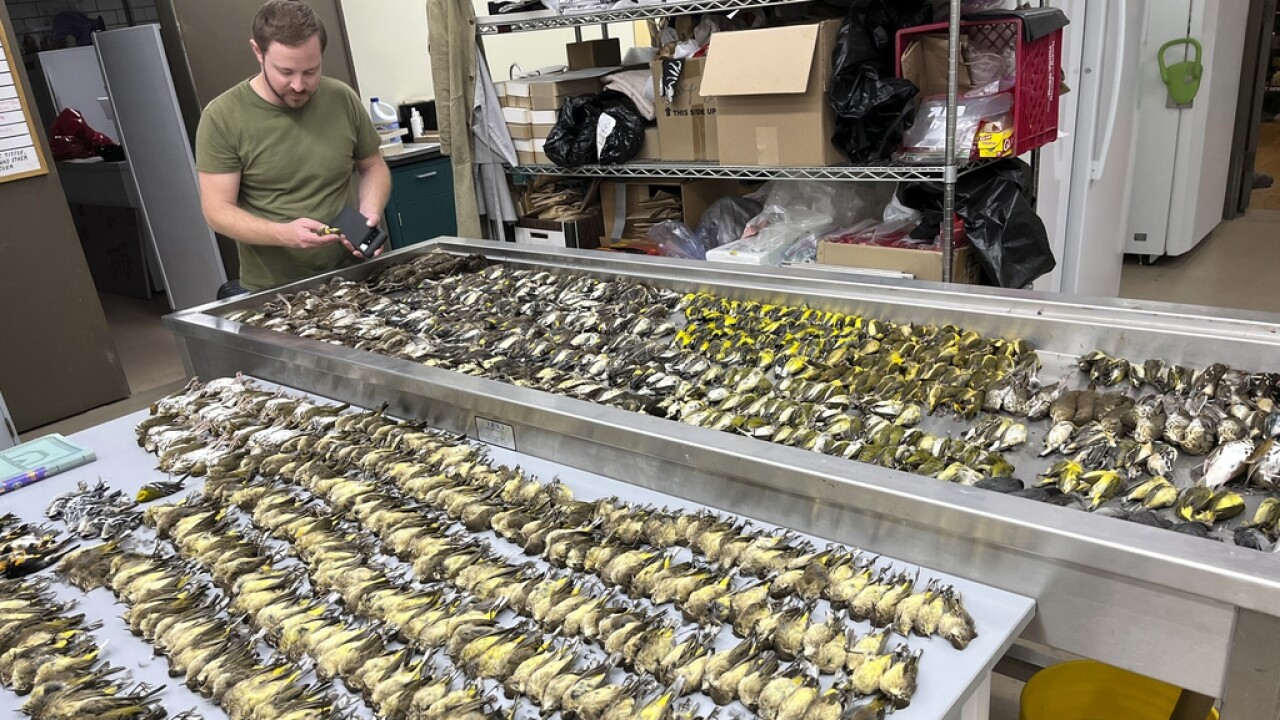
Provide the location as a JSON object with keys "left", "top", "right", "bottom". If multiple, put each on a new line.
{"left": 896, "top": 14, "right": 1063, "bottom": 156}
{"left": 1021, "top": 660, "right": 1218, "bottom": 720}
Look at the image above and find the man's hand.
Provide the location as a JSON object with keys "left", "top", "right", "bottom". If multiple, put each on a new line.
{"left": 340, "top": 211, "right": 386, "bottom": 259}
{"left": 278, "top": 218, "right": 342, "bottom": 250}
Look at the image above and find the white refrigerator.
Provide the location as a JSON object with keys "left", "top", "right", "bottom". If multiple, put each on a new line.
{"left": 1036, "top": 0, "right": 1251, "bottom": 296}
{"left": 1123, "top": 0, "right": 1250, "bottom": 261}
{"left": 1034, "top": 0, "right": 1151, "bottom": 297}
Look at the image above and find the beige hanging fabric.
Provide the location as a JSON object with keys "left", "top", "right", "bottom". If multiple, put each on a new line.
{"left": 427, "top": 0, "right": 482, "bottom": 237}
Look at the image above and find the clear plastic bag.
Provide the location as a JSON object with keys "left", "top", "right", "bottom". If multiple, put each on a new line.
{"left": 711, "top": 207, "right": 835, "bottom": 265}
{"left": 894, "top": 92, "right": 1014, "bottom": 163}
{"left": 749, "top": 180, "right": 895, "bottom": 228}
{"left": 965, "top": 35, "right": 1017, "bottom": 97}
{"left": 696, "top": 196, "right": 763, "bottom": 249}
{"left": 649, "top": 221, "right": 705, "bottom": 260}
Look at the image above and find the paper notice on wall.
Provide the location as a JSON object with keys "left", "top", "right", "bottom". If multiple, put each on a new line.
{"left": 0, "top": 28, "right": 47, "bottom": 182}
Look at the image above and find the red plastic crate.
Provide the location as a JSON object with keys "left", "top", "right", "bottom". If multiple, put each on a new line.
{"left": 895, "top": 17, "right": 1062, "bottom": 156}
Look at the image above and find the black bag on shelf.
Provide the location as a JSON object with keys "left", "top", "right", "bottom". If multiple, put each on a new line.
{"left": 829, "top": 0, "right": 932, "bottom": 162}
{"left": 596, "top": 91, "right": 647, "bottom": 165}
{"left": 897, "top": 159, "right": 1055, "bottom": 289}
{"left": 545, "top": 94, "right": 603, "bottom": 167}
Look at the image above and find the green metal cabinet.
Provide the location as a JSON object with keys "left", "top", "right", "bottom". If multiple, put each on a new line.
{"left": 386, "top": 155, "right": 457, "bottom": 248}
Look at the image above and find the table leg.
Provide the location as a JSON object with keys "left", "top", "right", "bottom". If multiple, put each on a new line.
{"left": 961, "top": 673, "right": 992, "bottom": 720}
{"left": 1218, "top": 608, "right": 1280, "bottom": 720}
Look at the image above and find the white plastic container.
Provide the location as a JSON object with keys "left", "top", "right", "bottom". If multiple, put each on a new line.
{"left": 369, "top": 97, "right": 403, "bottom": 145}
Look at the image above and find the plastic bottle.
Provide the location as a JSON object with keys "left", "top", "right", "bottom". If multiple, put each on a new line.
{"left": 369, "top": 97, "right": 402, "bottom": 145}
{"left": 410, "top": 108, "right": 425, "bottom": 140}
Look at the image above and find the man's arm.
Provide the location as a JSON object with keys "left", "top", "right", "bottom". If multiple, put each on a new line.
{"left": 198, "top": 171, "right": 339, "bottom": 250}
{"left": 356, "top": 152, "right": 391, "bottom": 227}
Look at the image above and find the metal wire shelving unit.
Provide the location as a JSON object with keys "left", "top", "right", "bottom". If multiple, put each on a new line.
{"left": 476, "top": 0, "right": 812, "bottom": 34}
{"left": 507, "top": 161, "right": 973, "bottom": 182}
{"left": 481, "top": 0, "right": 968, "bottom": 280}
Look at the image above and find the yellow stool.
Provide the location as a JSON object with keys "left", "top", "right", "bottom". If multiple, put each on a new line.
{"left": 1021, "top": 660, "right": 1218, "bottom": 720}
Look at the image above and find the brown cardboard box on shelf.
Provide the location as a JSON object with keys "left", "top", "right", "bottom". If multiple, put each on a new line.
{"left": 503, "top": 107, "right": 531, "bottom": 124}
{"left": 817, "top": 241, "right": 979, "bottom": 284}
{"left": 515, "top": 212, "right": 606, "bottom": 249}
{"left": 899, "top": 34, "right": 971, "bottom": 98}
{"left": 514, "top": 139, "right": 536, "bottom": 165}
{"left": 651, "top": 57, "right": 718, "bottom": 161}
{"left": 567, "top": 38, "right": 621, "bottom": 70}
{"left": 507, "top": 122, "right": 533, "bottom": 140}
{"left": 530, "top": 110, "right": 558, "bottom": 138}
{"left": 635, "top": 126, "right": 661, "bottom": 160}
{"left": 600, "top": 179, "right": 743, "bottom": 242}
{"left": 699, "top": 20, "right": 843, "bottom": 166}
{"left": 506, "top": 68, "right": 617, "bottom": 111}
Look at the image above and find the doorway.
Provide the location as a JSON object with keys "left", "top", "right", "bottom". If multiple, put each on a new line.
{"left": 1253, "top": 7, "right": 1280, "bottom": 209}
{"left": 1227, "top": 0, "right": 1280, "bottom": 215}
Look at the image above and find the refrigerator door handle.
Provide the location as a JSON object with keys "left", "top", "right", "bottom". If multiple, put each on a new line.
{"left": 1090, "top": 0, "right": 1129, "bottom": 180}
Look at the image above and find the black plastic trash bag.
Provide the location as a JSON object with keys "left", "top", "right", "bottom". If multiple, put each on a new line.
{"left": 596, "top": 91, "right": 646, "bottom": 165}
{"left": 897, "top": 159, "right": 1055, "bottom": 288}
{"left": 545, "top": 95, "right": 603, "bottom": 167}
{"left": 696, "top": 196, "right": 764, "bottom": 249}
{"left": 545, "top": 91, "right": 646, "bottom": 167}
{"left": 829, "top": 0, "right": 932, "bottom": 161}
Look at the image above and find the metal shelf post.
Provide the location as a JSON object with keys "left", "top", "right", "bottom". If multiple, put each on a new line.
{"left": 941, "top": 0, "right": 962, "bottom": 284}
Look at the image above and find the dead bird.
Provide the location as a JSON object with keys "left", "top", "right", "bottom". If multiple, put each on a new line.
{"left": 1201, "top": 439, "right": 1256, "bottom": 489}
{"left": 879, "top": 646, "right": 923, "bottom": 709}
{"left": 938, "top": 588, "right": 978, "bottom": 650}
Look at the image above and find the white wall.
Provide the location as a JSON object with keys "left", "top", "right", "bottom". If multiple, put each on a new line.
{"left": 339, "top": 0, "right": 639, "bottom": 105}
{"left": 340, "top": 0, "right": 434, "bottom": 105}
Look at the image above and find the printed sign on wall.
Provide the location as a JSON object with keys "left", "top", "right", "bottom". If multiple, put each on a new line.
{"left": 0, "top": 18, "right": 49, "bottom": 183}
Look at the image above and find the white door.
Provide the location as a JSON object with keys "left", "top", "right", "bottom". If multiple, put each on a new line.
{"left": 1057, "top": 0, "right": 1150, "bottom": 298}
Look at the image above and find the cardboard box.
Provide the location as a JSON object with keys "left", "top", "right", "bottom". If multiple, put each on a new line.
{"left": 817, "top": 241, "right": 979, "bottom": 283}
{"left": 900, "top": 34, "right": 971, "bottom": 98}
{"left": 507, "top": 122, "right": 533, "bottom": 140}
{"left": 976, "top": 126, "right": 1014, "bottom": 158}
{"left": 600, "top": 179, "right": 743, "bottom": 240}
{"left": 515, "top": 212, "right": 605, "bottom": 249}
{"left": 700, "top": 20, "right": 843, "bottom": 166}
{"left": 507, "top": 68, "right": 617, "bottom": 112}
{"left": 651, "top": 57, "right": 718, "bottom": 161}
{"left": 567, "top": 38, "right": 621, "bottom": 71}
{"left": 503, "top": 106, "right": 531, "bottom": 124}
{"left": 514, "top": 139, "right": 536, "bottom": 165}
{"left": 635, "top": 126, "right": 661, "bottom": 160}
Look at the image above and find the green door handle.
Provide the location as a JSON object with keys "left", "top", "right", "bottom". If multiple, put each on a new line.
{"left": 1158, "top": 37, "right": 1203, "bottom": 106}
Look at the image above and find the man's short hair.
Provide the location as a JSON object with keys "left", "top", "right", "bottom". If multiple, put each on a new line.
{"left": 253, "top": 0, "right": 328, "bottom": 53}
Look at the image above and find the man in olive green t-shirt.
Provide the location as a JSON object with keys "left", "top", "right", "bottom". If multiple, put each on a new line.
{"left": 195, "top": 0, "right": 390, "bottom": 292}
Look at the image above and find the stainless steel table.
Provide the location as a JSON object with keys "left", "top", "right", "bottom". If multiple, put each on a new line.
{"left": 163, "top": 238, "right": 1280, "bottom": 719}
{"left": 0, "top": 382, "right": 1034, "bottom": 719}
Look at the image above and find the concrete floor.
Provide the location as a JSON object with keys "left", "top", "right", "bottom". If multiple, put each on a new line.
{"left": 1120, "top": 208, "right": 1280, "bottom": 315}
{"left": 1253, "top": 122, "right": 1280, "bottom": 211}
{"left": 18, "top": 203, "right": 1280, "bottom": 718}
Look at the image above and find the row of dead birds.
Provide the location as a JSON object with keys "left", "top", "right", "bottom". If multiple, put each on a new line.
{"left": 0, "top": 577, "right": 192, "bottom": 720}
{"left": 0, "top": 514, "right": 77, "bottom": 579}
{"left": 115, "top": 379, "right": 983, "bottom": 712}
{"left": 43, "top": 480, "right": 141, "bottom": 540}
{"left": 146, "top": 376, "right": 977, "bottom": 652}
{"left": 140, "top": 464, "right": 909, "bottom": 720}
{"left": 1013, "top": 351, "right": 1280, "bottom": 549}
{"left": 227, "top": 266, "right": 1038, "bottom": 487}
{"left": 58, "top": 543, "right": 495, "bottom": 720}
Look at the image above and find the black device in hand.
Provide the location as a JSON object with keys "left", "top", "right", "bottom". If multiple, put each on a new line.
{"left": 330, "top": 206, "right": 389, "bottom": 258}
